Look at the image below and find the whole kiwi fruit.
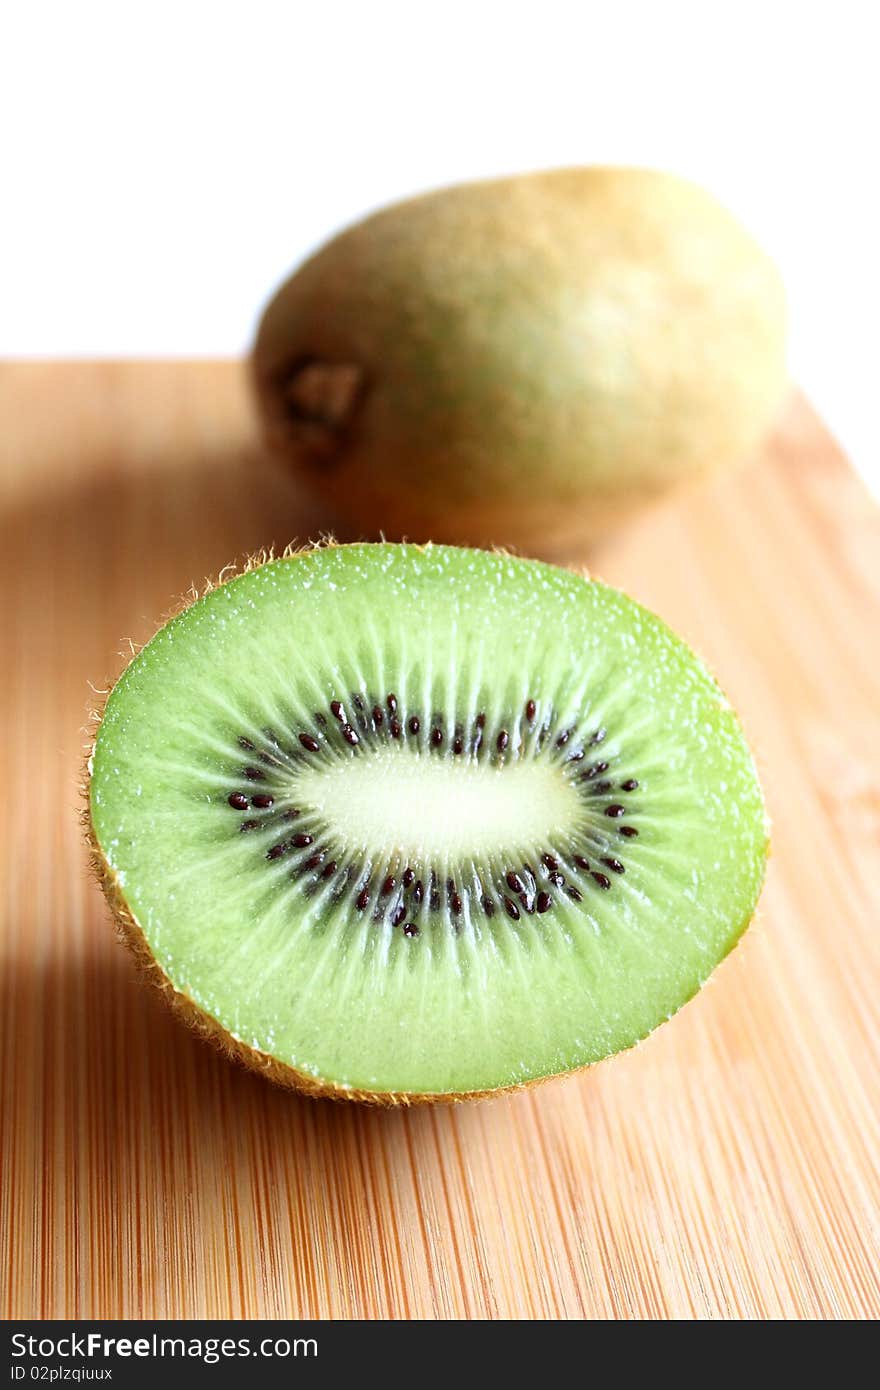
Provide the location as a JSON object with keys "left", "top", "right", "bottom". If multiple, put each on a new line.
{"left": 252, "top": 168, "right": 787, "bottom": 556}
{"left": 87, "top": 542, "right": 767, "bottom": 1103}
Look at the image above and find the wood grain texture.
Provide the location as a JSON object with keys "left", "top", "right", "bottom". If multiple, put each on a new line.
{"left": 1, "top": 362, "right": 878, "bottom": 1320}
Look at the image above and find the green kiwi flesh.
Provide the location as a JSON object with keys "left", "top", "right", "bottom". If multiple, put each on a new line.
{"left": 88, "top": 543, "right": 768, "bottom": 1101}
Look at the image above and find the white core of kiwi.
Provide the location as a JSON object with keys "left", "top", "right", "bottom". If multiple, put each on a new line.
{"left": 293, "top": 749, "right": 579, "bottom": 861}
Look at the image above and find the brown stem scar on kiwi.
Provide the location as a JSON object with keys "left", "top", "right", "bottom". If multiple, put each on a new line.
{"left": 279, "top": 359, "right": 365, "bottom": 461}
{"left": 86, "top": 541, "right": 768, "bottom": 1104}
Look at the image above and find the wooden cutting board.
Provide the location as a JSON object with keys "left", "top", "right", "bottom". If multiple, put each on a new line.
{"left": 1, "top": 363, "right": 878, "bottom": 1321}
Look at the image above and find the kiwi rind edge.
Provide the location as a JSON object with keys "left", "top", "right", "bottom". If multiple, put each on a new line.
{"left": 83, "top": 538, "right": 767, "bottom": 1106}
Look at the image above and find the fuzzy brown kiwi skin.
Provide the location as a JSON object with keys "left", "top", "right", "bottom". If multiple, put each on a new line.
{"left": 252, "top": 167, "right": 788, "bottom": 558}
{"left": 83, "top": 540, "right": 767, "bottom": 1105}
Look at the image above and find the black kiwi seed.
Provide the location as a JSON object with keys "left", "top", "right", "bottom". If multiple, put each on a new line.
{"left": 451, "top": 892, "right": 463, "bottom": 915}
{"left": 283, "top": 808, "right": 301, "bottom": 820}
{"left": 292, "top": 832, "right": 313, "bottom": 847}
{"left": 605, "top": 804, "right": 625, "bottom": 818}
{"left": 621, "top": 778, "right": 639, "bottom": 791}
{"left": 390, "top": 718, "right": 402, "bottom": 738}
{"left": 526, "top": 699, "right": 536, "bottom": 721}
{"left": 476, "top": 712, "right": 486, "bottom": 728}
{"left": 503, "top": 897, "right": 520, "bottom": 920}
{"left": 330, "top": 700, "right": 345, "bottom": 721}
{"left": 583, "top": 761, "right": 609, "bottom": 780}
{"left": 453, "top": 736, "right": 463, "bottom": 754}
{"left": 619, "top": 825, "right": 639, "bottom": 838}
{"left": 555, "top": 729, "right": 571, "bottom": 747}
{"left": 322, "top": 860, "right": 337, "bottom": 878}
{"left": 408, "top": 715, "right": 420, "bottom": 735}
{"left": 352, "top": 694, "right": 365, "bottom": 711}
{"left": 573, "top": 855, "right": 590, "bottom": 871}
{"left": 497, "top": 729, "right": 509, "bottom": 752}
{"left": 431, "top": 727, "right": 443, "bottom": 747}
{"left": 238, "top": 736, "right": 256, "bottom": 751}
{"left": 341, "top": 723, "right": 359, "bottom": 745}
{"left": 482, "top": 896, "right": 495, "bottom": 917}
{"left": 590, "top": 728, "right": 607, "bottom": 745}
{"left": 542, "top": 853, "right": 558, "bottom": 871}
{"left": 392, "top": 903, "right": 406, "bottom": 926}
{"left": 430, "top": 876, "right": 440, "bottom": 910}
{"left": 536, "top": 891, "right": 552, "bottom": 914}
{"left": 602, "top": 857, "right": 625, "bottom": 874}
{"left": 299, "top": 733, "right": 320, "bottom": 752}
{"left": 402, "top": 922, "right": 419, "bottom": 938}
{"left": 567, "top": 750, "right": 584, "bottom": 763}
{"left": 251, "top": 793, "right": 273, "bottom": 809}
{"left": 548, "top": 871, "right": 565, "bottom": 888}
{"left": 593, "top": 781, "right": 613, "bottom": 794}
{"left": 356, "top": 886, "right": 370, "bottom": 911}
{"left": 381, "top": 875, "right": 396, "bottom": 895}
{"left": 506, "top": 870, "right": 525, "bottom": 893}
{"left": 592, "top": 871, "right": 611, "bottom": 890}
{"left": 243, "top": 766, "right": 265, "bottom": 781}
{"left": 519, "top": 893, "right": 534, "bottom": 914}
{"left": 228, "top": 792, "right": 249, "bottom": 810}
{"left": 387, "top": 692, "right": 397, "bottom": 712}
{"left": 372, "top": 705, "right": 384, "bottom": 725}
{"left": 566, "top": 885, "right": 583, "bottom": 902}
{"left": 239, "top": 819, "right": 259, "bottom": 833}
{"left": 402, "top": 867, "right": 414, "bottom": 887}
{"left": 305, "top": 851, "right": 325, "bottom": 870}
{"left": 266, "top": 842, "right": 289, "bottom": 860}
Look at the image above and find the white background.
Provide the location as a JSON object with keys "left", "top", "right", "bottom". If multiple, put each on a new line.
{"left": 2, "top": 1, "right": 877, "bottom": 493}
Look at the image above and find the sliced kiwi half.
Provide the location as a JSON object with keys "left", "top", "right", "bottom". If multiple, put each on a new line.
{"left": 87, "top": 542, "right": 767, "bottom": 1103}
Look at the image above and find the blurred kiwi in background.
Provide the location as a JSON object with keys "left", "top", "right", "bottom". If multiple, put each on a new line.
{"left": 253, "top": 167, "right": 787, "bottom": 557}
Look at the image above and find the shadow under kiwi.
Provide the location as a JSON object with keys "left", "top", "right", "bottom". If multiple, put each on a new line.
{"left": 6, "top": 939, "right": 539, "bottom": 1317}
